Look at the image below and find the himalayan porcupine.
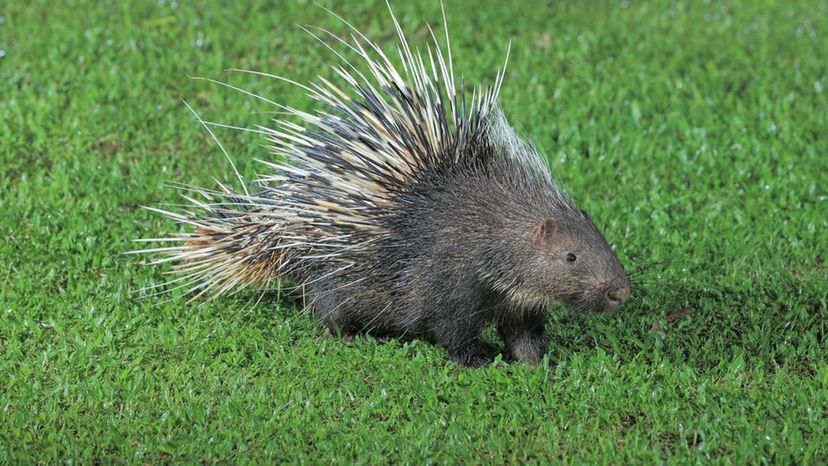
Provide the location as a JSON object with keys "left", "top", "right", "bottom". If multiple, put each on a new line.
{"left": 135, "top": 4, "right": 631, "bottom": 366}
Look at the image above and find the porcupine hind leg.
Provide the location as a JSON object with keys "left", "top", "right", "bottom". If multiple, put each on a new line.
{"left": 433, "top": 311, "right": 489, "bottom": 366}
{"left": 306, "top": 276, "right": 360, "bottom": 338}
{"left": 425, "top": 288, "right": 490, "bottom": 367}
{"left": 497, "top": 307, "right": 548, "bottom": 366}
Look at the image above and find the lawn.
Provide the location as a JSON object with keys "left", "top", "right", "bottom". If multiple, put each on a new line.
{"left": 1, "top": 0, "right": 826, "bottom": 463}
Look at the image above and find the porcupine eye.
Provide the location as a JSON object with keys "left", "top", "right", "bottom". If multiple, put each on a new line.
{"left": 565, "top": 253, "right": 577, "bottom": 263}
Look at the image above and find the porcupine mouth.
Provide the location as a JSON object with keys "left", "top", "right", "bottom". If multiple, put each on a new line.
{"left": 560, "top": 292, "right": 613, "bottom": 315}
{"left": 511, "top": 285, "right": 625, "bottom": 315}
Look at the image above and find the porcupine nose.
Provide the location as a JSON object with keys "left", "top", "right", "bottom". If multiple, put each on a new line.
{"left": 604, "top": 280, "right": 631, "bottom": 310}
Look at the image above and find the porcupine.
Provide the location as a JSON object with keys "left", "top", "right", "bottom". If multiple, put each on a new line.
{"left": 135, "top": 4, "right": 632, "bottom": 367}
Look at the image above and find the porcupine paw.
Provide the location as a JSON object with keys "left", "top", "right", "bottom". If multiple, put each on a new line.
{"left": 448, "top": 346, "right": 490, "bottom": 368}
{"left": 320, "top": 318, "right": 358, "bottom": 340}
{"left": 498, "top": 312, "right": 548, "bottom": 367}
{"left": 505, "top": 336, "right": 547, "bottom": 367}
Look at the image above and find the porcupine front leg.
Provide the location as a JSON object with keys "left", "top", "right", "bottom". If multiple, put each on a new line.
{"left": 497, "top": 308, "right": 548, "bottom": 366}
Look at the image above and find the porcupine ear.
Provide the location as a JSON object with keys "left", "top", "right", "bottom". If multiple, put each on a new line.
{"left": 532, "top": 218, "right": 558, "bottom": 243}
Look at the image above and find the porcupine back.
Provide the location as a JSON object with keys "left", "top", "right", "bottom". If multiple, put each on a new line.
{"left": 136, "top": 6, "right": 556, "bottom": 300}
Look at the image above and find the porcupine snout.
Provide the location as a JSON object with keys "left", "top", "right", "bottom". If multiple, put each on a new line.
{"left": 602, "top": 277, "right": 631, "bottom": 312}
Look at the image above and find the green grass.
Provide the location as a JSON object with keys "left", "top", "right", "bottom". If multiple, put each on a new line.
{"left": 1, "top": 0, "right": 826, "bottom": 463}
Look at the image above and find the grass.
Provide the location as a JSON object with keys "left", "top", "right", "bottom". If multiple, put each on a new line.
{"left": 1, "top": 0, "right": 826, "bottom": 463}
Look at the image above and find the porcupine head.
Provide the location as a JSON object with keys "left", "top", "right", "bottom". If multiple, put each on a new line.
{"left": 471, "top": 115, "right": 631, "bottom": 315}
{"left": 514, "top": 205, "right": 631, "bottom": 314}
